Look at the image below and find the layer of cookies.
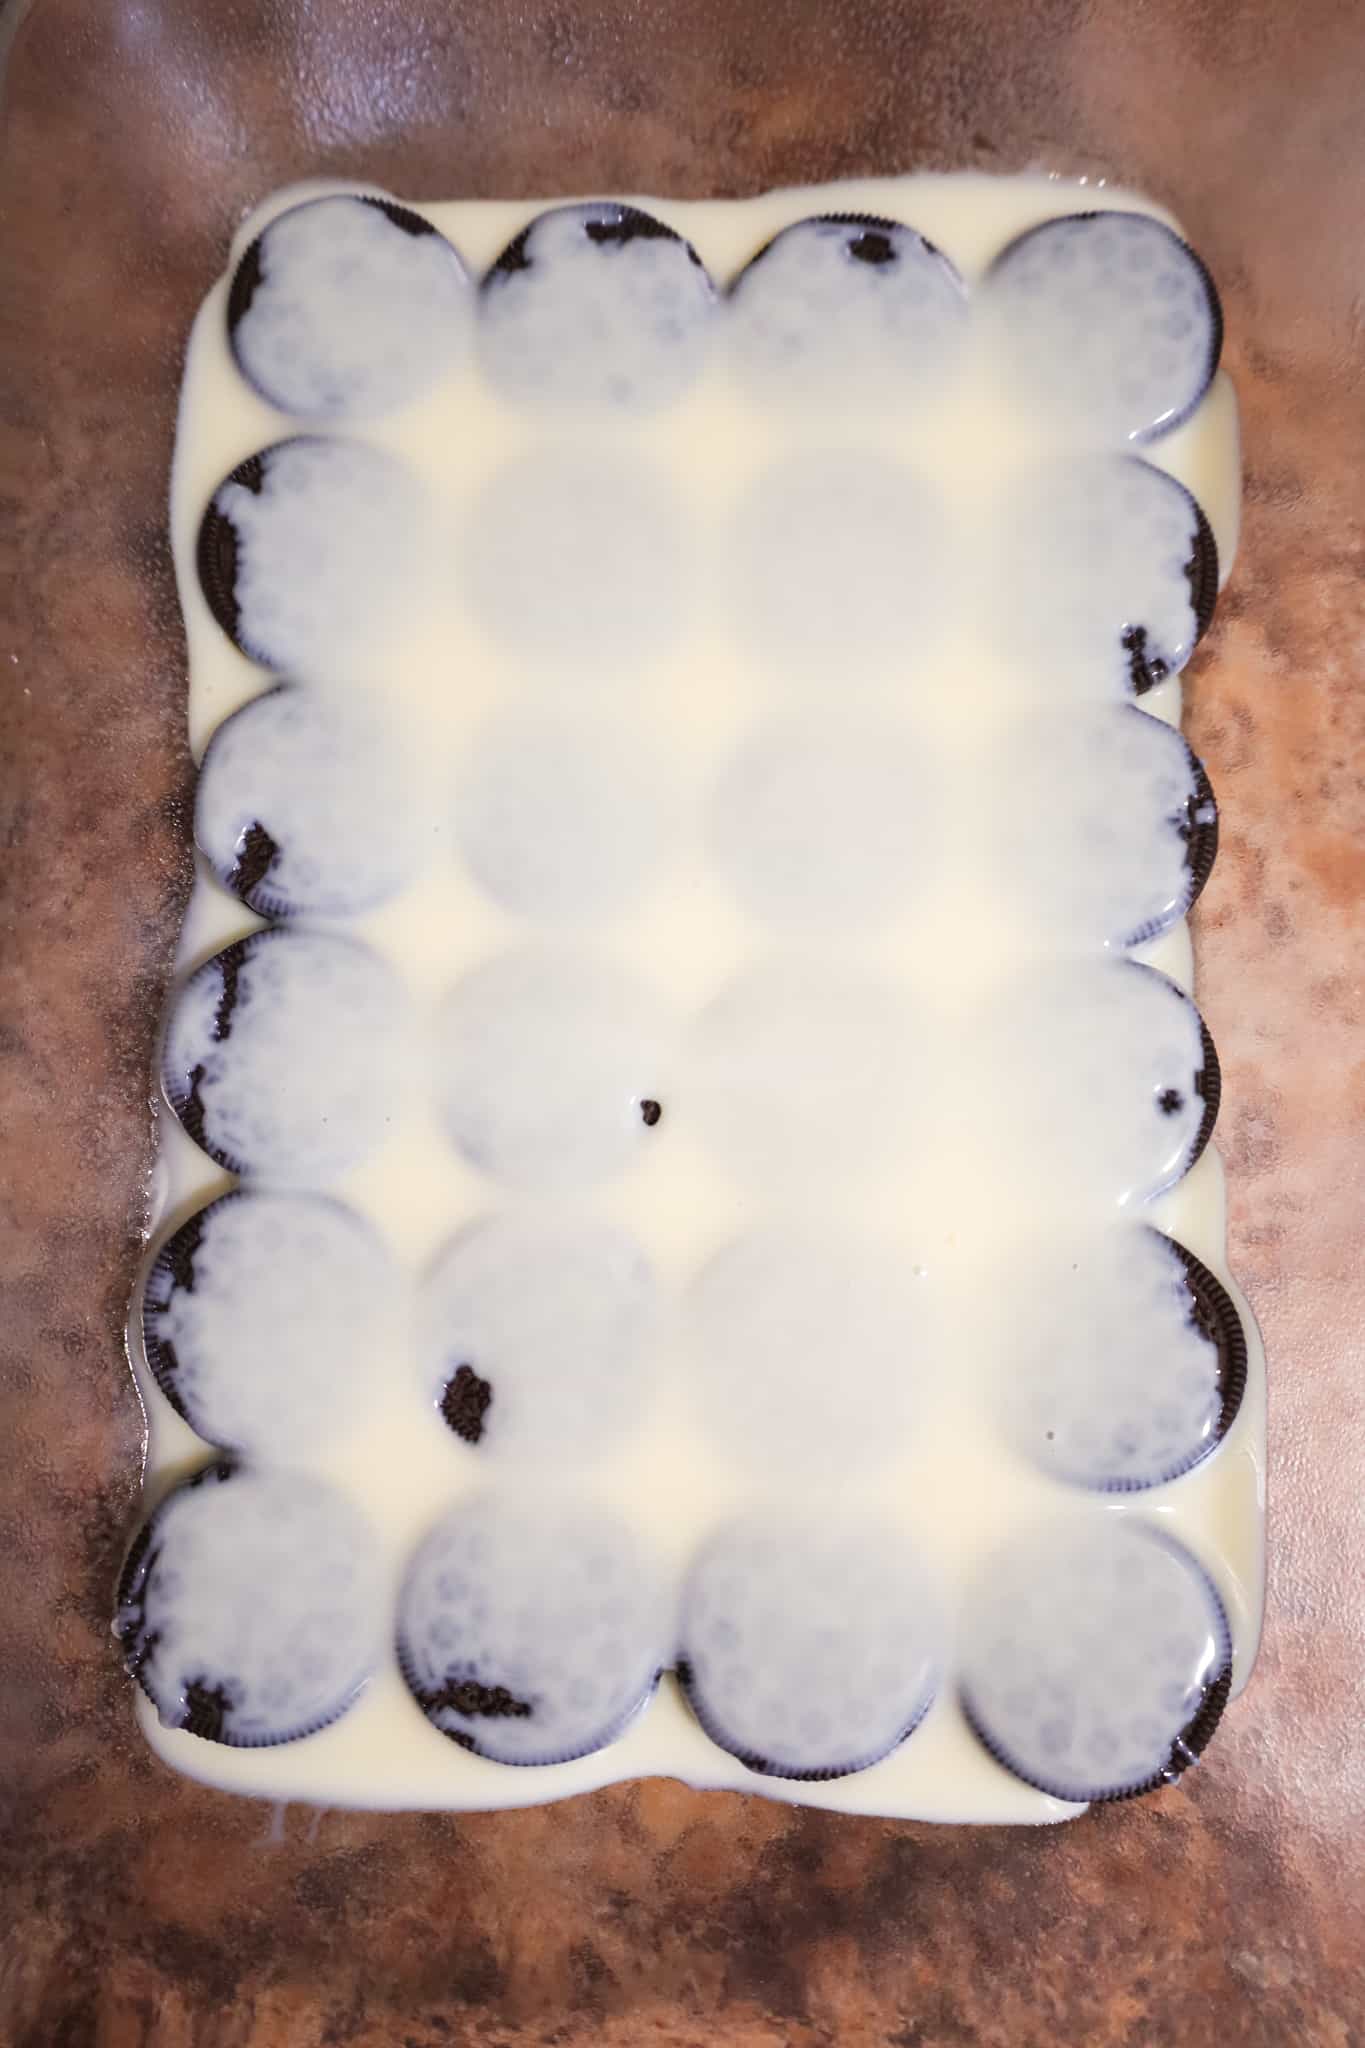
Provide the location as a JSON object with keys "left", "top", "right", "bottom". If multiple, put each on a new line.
{"left": 121, "top": 173, "right": 1263, "bottom": 1821}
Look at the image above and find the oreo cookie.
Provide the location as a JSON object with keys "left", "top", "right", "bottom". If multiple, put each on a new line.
{"left": 677, "top": 1509, "right": 940, "bottom": 1780}
{"left": 709, "top": 715, "right": 929, "bottom": 932}
{"left": 453, "top": 709, "right": 678, "bottom": 922}
{"left": 989, "top": 704, "right": 1219, "bottom": 950}
{"left": 460, "top": 447, "right": 687, "bottom": 675}
{"left": 396, "top": 1494, "right": 667, "bottom": 1763}
{"left": 196, "top": 436, "right": 427, "bottom": 674}
{"left": 114, "top": 1461, "right": 381, "bottom": 1747}
{"left": 434, "top": 946, "right": 672, "bottom": 1190}
{"left": 161, "top": 927, "right": 408, "bottom": 1182}
{"left": 419, "top": 1213, "right": 657, "bottom": 1460}
{"left": 730, "top": 451, "right": 947, "bottom": 691}
{"left": 140, "top": 1191, "right": 395, "bottom": 1456}
{"left": 985, "top": 211, "right": 1222, "bottom": 441}
{"left": 227, "top": 193, "right": 469, "bottom": 420}
{"left": 973, "top": 958, "right": 1219, "bottom": 1209}
{"left": 994, "top": 456, "right": 1218, "bottom": 698}
{"left": 1000, "top": 1225, "right": 1248, "bottom": 1492}
{"left": 478, "top": 202, "right": 716, "bottom": 411}
{"left": 959, "top": 1518, "right": 1232, "bottom": 1801}
{"left": 726, "top": 213, "right": 967, "bottom": 401}
{"left": 688, "top": 957, "right": 918, "bottom": 1191}
{"left": 685, "top": 1227, "right": 923, "bottom": 1475}
{"left": 196, "top": 685, "right": 424, "bottom": 918}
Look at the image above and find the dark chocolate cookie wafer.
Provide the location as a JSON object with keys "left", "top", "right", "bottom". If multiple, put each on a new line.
{"left": 141, "top": 1191, "right": 395, "bottom": 1456}
{"left": 479, "top": 202, "right": 716, "bottom": 411}
{"left": 1001, "top": 1226, "right": 1248, "bottom": 1492}
{"left": 993, "top": 457, "right": 1218, "bottom": 698}
{"left": 196, "top": 684, "right": 426, "bottom": 917}
{"left": 960, "top": 1518, "right": 1232, "bottom": 1801}
{"left": 228, "top": 192, "right": 469, "bottom": 420}
{"left": 196, "top": 436, "right": 427, "bottom": 673}
{"left": 972, "top": 958, "right": 1219, "bottom": 1208}
{"left": 985, "top": 211, "right": 1222, "bottom": 441}
{"left": 727, "top": 212, "right": 966, "bottom": 401}
{"left": 397, "top": 1494, "right": 667, "bottom": 1764}
{"left": 678, "top": 1509, "right": 940, "bottom": 1780}
{"left": 115, "top": 1461, "right": 381, "bottom": 1747}
{"left": 987, "top": 704, "right": 1218, "bottom": 949}
{"left": 434, "top": 946, "right": 671, "bottom": 1190}
{"left": 161, "top": 927, "right": 408, "bottom": 1182}
{"left": 420, "top": 1213, "right": 657, "bottom": 1460}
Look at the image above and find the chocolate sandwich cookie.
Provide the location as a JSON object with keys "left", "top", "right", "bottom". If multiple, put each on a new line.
{"left": 1001, "top": 1225, "right": 1248, "bottom": 1493}
{"left": 988, "top": 703, "right": 1219, "bottom": 950}
{"left": 196, "top": 436, "right": 427, "bottom": 675}
{"left": 984, "top": 211, "right": 1222, "bottom": 442}
{"left": 460, "top": 445, "right": 687, "bottom": 675}
{"left": 196, "top": 684, "right": 425, "bottom": 918}
{"left": 687, "top": 956, "right": 918, "bottom": 1192}
{"left": 434, "top": 945, "right": 672, "bottom": 1190}
{"left": 161, "top": 927, "right": 408, "bottom": 1182}
{"left": 684, "top": 1226, "right": 923, "bottom": 1475}
{"left": 419, "top": 1213, "right": 657, "bottom": 1459}
{"left": 140, "top": 1191, "right": 395, "bottom": 1456}
{"left": 993, "top": 456, "right": 1219, "bottom": 699}
{"left": 678, "top": 1508, "right": 940, "bottom": 1780}
{"left": 228, "top": 193, "right": 469, "bottom": 420}
{"left": 114, "top": 1461, "right": 381, "bottom": 1747}
{"left": 726, "top": 213, "right": 967, "bottom": 402}
{"left": 709, "top": 715, "right": 929, "bottom": 932}
{"left": 959, "top": 1518, "right": 1232, "bottom": 1801}
{"left": 479, "top": 202, "right": 716, "bottom": 411}
{"left": 729, "top": 449, "right": 947, "bottom": 692}
{"left": 397, "top": 1494, "right": 667, "bottom": 1764}
{"left": 972, "top": 957, "right": 1219, "bottom": 1209}
{"left": 453, "top": 708, "right": 679, "bottom": 922}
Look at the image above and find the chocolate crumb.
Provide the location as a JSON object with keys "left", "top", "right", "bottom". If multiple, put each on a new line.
{"left": 583, "top": 207, "right": 678, "bottom": 248}
{"left": 440, "top": 1363, "right": 493, "bottom": 1445}
{"left": 421, "top": 1677, "right": 532, "bottom": 1721}
{"left": 181, "top": 1677, "right": 235, "bottom": 1743}
{"left": 847, "top": 229, "right": 896, "bottom": 265}
{"left": 226, "top": 820, "right": 281, "bottom": 900}
{"left": 1122, "top": 623, "right": 1169, "bottom": 693}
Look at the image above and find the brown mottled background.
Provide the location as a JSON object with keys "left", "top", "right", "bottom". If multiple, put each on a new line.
{"left": 1, "top": 0, "right": 1363, "bottom": 2040}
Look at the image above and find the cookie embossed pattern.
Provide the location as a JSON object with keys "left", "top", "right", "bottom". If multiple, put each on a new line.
{"left": 118, "top": 174, "right": 1264, "bottom": 1823}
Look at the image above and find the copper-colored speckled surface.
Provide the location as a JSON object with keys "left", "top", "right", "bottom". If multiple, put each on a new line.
{"left": 2, "top": 0, "right": 1363, "bottom": 2040}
